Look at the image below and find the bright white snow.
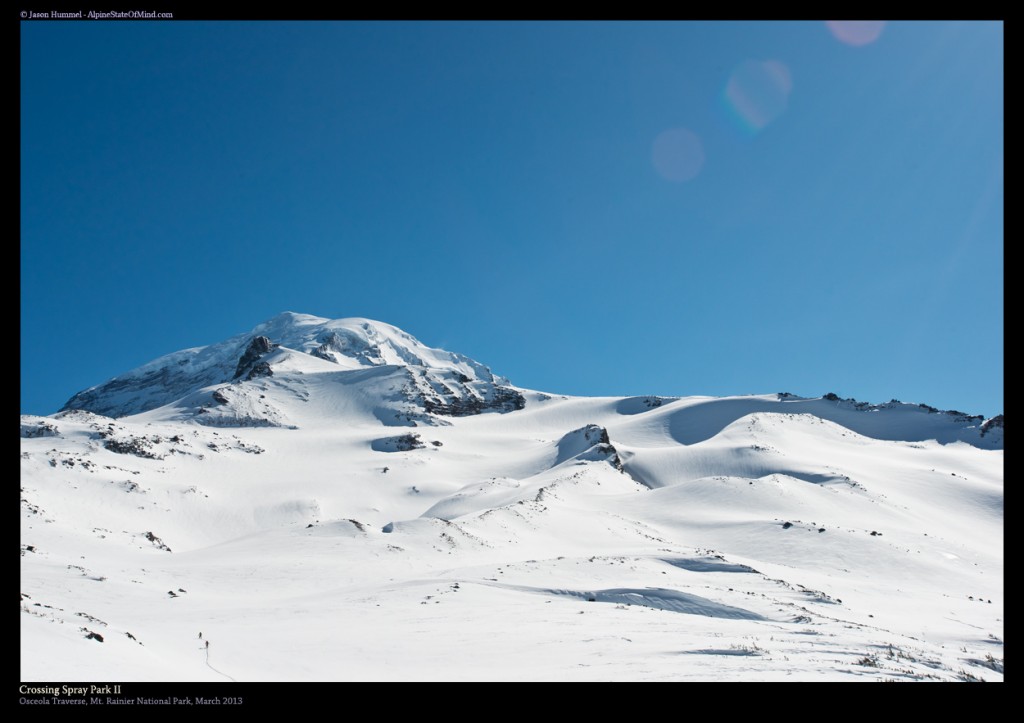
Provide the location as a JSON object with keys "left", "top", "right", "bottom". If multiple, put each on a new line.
{"left": 21, "top": 314, "right": 1003, "bottom": 681}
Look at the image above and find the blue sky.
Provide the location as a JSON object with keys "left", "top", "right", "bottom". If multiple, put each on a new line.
{"left": 21, "top": 20, "right": 1003, "bottom": 417}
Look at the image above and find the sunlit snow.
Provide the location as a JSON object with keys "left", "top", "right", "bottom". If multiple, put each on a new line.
{"left": 21, "top": 314, "right": 1003, "bottom": 681}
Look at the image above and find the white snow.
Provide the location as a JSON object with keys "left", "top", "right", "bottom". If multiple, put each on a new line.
{"left": 21, "top": 314, "right": 1003, "bottom": 682}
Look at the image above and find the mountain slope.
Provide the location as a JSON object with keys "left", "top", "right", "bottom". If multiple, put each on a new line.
{"left": 21, "top": 313, "right": 1003, "bottom": 682}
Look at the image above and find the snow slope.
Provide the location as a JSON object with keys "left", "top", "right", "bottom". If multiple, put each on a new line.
{"left": 21, "top": 313, "right": 1003, "bottom": 681}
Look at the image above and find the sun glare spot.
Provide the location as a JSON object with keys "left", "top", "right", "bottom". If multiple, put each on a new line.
{"left": 722, "top": 59, "right": 793, "bottom": 135}
{"left": 651, "top": 128, "right": 705, "bottom": 183}
{"left": 826, "top": 21, "right": 886, "bottom": 47}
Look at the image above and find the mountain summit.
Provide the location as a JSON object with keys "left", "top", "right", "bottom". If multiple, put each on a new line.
{"left": 61, "top": 312, "right": 524, "bottom": 425}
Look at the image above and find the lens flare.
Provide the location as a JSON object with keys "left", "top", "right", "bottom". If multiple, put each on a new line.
{"left": 651, "top": 128, "right": 705, "bottom": 183}
{"left": 826, "top": 21, "right": 886, "bottom": 46}
{"left": 722, "top": 59, "right": 793, "bottom": 136}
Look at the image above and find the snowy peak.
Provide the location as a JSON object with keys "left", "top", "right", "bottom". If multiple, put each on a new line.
{"left": 262, "top": 313, "right": 502, "bottom": 383}
{"left": 60, "top": 312, "right": 514, "bottom": 419}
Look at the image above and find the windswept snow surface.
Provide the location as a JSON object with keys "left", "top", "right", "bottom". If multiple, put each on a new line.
{"left": 21, "top": 314, "right": 1003, "bottom": 681}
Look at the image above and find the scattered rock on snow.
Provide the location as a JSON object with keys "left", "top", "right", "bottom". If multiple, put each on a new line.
{"left": 372, "top": 434, "right": 425, "bottom": 452}
{"left": 143, "top": 531, "right": 172, "bottom": 552}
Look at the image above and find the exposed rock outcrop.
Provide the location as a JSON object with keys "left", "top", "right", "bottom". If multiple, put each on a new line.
{"left": 372, "top": 434, "right": 426, "bottom": 452}
{"left": 103, "top": 435, "right": 163, "bottom": 460}
{"left": 557, "top": 424, "right": 623, "bottom": 470}
{"left": 245, "top": 361, "right": 273, "bottom": 380}
{"left": 233, "top": 336, "right": 277, "bottom": 380}
{"left": 20, "top": 421, "right": 59, "bottom": 438}
{"left": 422, "top": 385, "right": 526, "bottom": 416}
{"left": 403, "top": 368, "right": 525, "bottom": 419}
{"left": 981, "top": 414, "right": 1004, "bottom": 437}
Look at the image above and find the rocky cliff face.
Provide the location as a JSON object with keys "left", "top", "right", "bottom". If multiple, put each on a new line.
{"left": 407, "top": 368, "right": 525, "bottom": 417}
{"left": 233, "top": 336, "right": 277, "bottom": 379}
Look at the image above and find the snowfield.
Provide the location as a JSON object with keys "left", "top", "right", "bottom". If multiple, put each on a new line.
{"left": 21, "top": 313, "right": 1003, "bottom": 681}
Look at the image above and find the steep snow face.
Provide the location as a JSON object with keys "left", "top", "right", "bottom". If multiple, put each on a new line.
{"left": 60, "top": 312, "right": 516, "bottom": 419}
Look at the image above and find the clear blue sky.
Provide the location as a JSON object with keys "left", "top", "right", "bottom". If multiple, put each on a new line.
{"left": 21, "top": 20, "right": 1003, "bottom": 417}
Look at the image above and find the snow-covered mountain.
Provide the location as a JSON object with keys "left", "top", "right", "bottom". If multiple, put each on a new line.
{"left": 60, "top": 312, "right": 524, "bottom": 424}
{"left": 21, "top": 313, "right": 1003, "bottom": 682}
